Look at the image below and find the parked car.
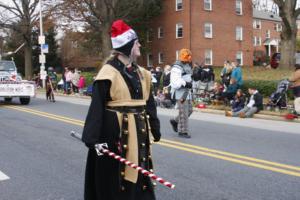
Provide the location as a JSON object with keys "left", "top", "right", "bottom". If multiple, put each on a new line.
{"left": 270, "top": 53, "right": 281, "bottom": 69}
{"left": 270, "top": 52, "right": 300, "bottom": 69}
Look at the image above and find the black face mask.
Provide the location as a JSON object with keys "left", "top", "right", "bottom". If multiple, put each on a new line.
{"left": 115, "top": 39, "right": 136, "bottom": 57}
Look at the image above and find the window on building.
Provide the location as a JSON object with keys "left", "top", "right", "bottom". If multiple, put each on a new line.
{"left": 204, "top": 23, "right": 213, "bottom": 38}
{"left": 236, "top": 51, "right": 243, "bottom": 65}
{"left": 236, "top": 26, "right": 243, "bottom": 41}
{"left": 253, "top": 20, "right": 261, "bottom": 29}
{"left": 176, "top": 50, "right": 179, "bottom": 60}
{"left": 147, "top": 29, "right": 153, "bottom": 42}
{"left": 158, "top": 52, "right": 164, "bottom": 64}
{"left": 266, "top": 30, "right": 271, "bottom": 39}
{"left": 257, "top": 37, "right": 261, "bottom": 46}
{"left": 253, "top": 36, "right": 262, "bottom": 46}
{"left": 176, "top": 0, "right": 183, "bottom": 11}
{"left": 158, "top": 27, "right": 164, "bottom": 38}
{"left": 205, "top": 49, "right": 213, "bottom": 65}
{"left": 275, "top": 23, "right": 282, "bottom": 32}
{"left": 147, "top": 54, "right": 153, "bottom": 67}
{"left": 176, "top": 23, "right": 183, "bottom": 38}
{"left": 204, "top": 0, "right": 212, "bottom": 11}
{"left": 235, "top": 0, "right": 243, "bottom": 15}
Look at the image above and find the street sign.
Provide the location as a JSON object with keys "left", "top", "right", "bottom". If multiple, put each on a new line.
{"left": 40, "top": 70, "right": 47, "bottom": 80}
{"left": 41, "top": 44, "right": 49, "bottom": 53}
{"left": 38, "top": 36, "right": 45, "bottom": 45}
{"left": 39, "top": 54, "right": 46, "bottom": 64}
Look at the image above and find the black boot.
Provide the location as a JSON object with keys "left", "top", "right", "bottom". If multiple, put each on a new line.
{"left": 178, "top": 132, "right": 191, "bottom": 138}
{"left": 170, "top": 119, "right": 178, "bottom": 132}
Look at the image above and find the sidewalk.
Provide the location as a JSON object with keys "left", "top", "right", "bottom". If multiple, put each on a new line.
{"left": 37, "top": 90, "right": 300, "bottom": 123}
{"left": 195, "top": 106, "right": 300, "bottom": 123}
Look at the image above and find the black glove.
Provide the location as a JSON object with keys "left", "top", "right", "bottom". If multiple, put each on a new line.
{"left": 184, "top": 82, "right": 192, "bottom": 89}
{"left": 153, "top": 135, "right": 161, "bottom": 142}
{"left": 85, "top": 143, "right": 95, "bottom": 149}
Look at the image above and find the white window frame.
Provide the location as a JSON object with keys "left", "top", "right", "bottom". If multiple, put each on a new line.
{"left": 235, "top": 0, "right": 243, "bottom": 15}
{"left": 257, "top": 37, "right": 261, "bottom": 46}
{"left": 236, "top": 51, "right": 243, "bottom": 65}
{"left": 158, "top": 52, "right": 164, "bottom": 64}
{"left": 253, "top": 36, "right": 262, "bottom": 46}
{"left": 236, "top": 26, "right": 243, "bottom": 41}
{"left": 204, "top": 49, "right": 213, "bottom": 65}
{"left": 266, "top": 29, "right": 271, "bottom": 39}
{"left": 158, "top": 27, "right": 163, "bottom": 39}
{"left": 147, "top": 53, "right": 153, "bottom": 68}
{"left": 253, "top": 20, "right": 261, "bottom": 29}
{"left": 275, "top": 23, "right": 282, "bottom": 32}
{"left": 204, "top": 0, "right": 212, "bottom": 11}
{"left": 176, "top": 0, "right": 183, "bottom": 11}
{"left": 204, "top": 23, "right": 213, "bottom": 38}
{"left": 176, "top": 23, "right": 183, "bottom": 38}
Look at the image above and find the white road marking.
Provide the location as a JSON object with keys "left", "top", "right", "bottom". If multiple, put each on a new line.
{"left": 0, "top": 170, "right": 10, "bottom": 181}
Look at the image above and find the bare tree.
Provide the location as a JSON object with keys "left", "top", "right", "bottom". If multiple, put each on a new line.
{"left": 0, "top": 0, "right": 57, "bottom": 78}
{"left": 273, "top": 0, "right": 300, "bottom": 68}
{"left": 57, "top": 0, "right": 161, "bottom": 61}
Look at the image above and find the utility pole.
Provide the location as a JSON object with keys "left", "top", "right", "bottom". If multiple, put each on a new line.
{"left": 39, "top": 0, "right": 46, "bottom": 88}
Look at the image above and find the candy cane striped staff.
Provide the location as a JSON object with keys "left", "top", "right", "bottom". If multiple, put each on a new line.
{"left": 70, "top": 131, "right": 175, "bottom": 189}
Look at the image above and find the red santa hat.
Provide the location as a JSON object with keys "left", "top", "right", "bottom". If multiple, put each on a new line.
{"left": 111, "top": 20, "right": 138, "bottom": 49}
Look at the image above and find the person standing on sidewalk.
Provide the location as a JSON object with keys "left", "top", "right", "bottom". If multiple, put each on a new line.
{"left": 78, "top": 72, "right": 86, "bottom": 95}
{"left": 81, "top": 19, "right": 161, "bottom": 200}
{"left": 169, "top": 48, "right": 193, "bottom": 138}
{"left": 231, "top": 61, "right": 243, "bottom": 88}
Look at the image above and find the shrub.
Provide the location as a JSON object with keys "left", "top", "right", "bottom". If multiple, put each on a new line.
{"left": 241, "top": 80, "right": 277, "bottom": 97}
{"left": 241, "top": 80, "right": 293, "bottom": 99}
{"left": 82, "top": 72, "right": 97, "bottom": 86}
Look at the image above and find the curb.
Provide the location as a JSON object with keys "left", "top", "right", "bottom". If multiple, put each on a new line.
{"left": 36, "top": 91, "right": 91, "bottom": 99}
{"left": 194, "top": 108, "right": 300, "bottom": 123}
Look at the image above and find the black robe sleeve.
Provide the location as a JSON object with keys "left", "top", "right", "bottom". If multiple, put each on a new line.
{"left": 82, "top": 80, "right": 111, "bottom": 147}
{"left": 146, "top": 89, "right": 161, "bottom": 142}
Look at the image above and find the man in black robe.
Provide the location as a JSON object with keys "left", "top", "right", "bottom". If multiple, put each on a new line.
{"left": 82, "top": 19, "right": 161, "bottom": 200}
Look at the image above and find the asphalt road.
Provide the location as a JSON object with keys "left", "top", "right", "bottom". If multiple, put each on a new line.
{"left": 0, "top": 95, "right": 300, "bottom": 200}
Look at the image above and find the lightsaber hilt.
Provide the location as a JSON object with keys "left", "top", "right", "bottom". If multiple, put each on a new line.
{"left": 70, "top": 131, "right": 175, "bottom": 189}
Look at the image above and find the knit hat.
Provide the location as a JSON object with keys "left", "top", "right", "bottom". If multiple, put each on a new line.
{"left": 179, "top": 48, "right": 192, "bottom": 63}
{"left": 111, "top": 20, "right": 138, "bottom": 56}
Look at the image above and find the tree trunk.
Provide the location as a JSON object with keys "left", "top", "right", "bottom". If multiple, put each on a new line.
{"left": 277, "top": 0, "right": 298, "bottom": 69}
{"left": 100, "top": 22, "right": 112, "bottom": 61}
{"left": 280, "top": 34, "right": 296, "bottom": 68}
{"left": 24, "top": 44, "right": 33, "bottom": 80}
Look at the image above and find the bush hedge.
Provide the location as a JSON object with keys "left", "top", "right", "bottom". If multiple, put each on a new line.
{"left": 82, "top": 72, "right": 97, "bottom": 86}
{"left": 240, "top": 80, "right": 277, "bottom": 97}
{"left": 240, "top": 80, "right": 293, "bottom": 99}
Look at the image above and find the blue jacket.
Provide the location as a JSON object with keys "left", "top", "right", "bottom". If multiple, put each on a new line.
{"left": 226, "top": 83, "right": 238, "bottom": 94}
{"left": 231, "top": 67, "right": 243, "bottom": 86}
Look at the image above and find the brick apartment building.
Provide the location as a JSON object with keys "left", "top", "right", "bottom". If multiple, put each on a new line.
{"left": 253, "top": 10, "right": 300, "bottom": 65}
{"left": 252, "top": 9, "right": 282, "bottom": 64}
{"left": 143, "top": 0, "right": 254, "bottom": 67}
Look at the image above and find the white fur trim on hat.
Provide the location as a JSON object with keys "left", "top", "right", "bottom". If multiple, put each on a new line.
{"left": 111, "top": 29, "right": 137, "bottom": 49}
